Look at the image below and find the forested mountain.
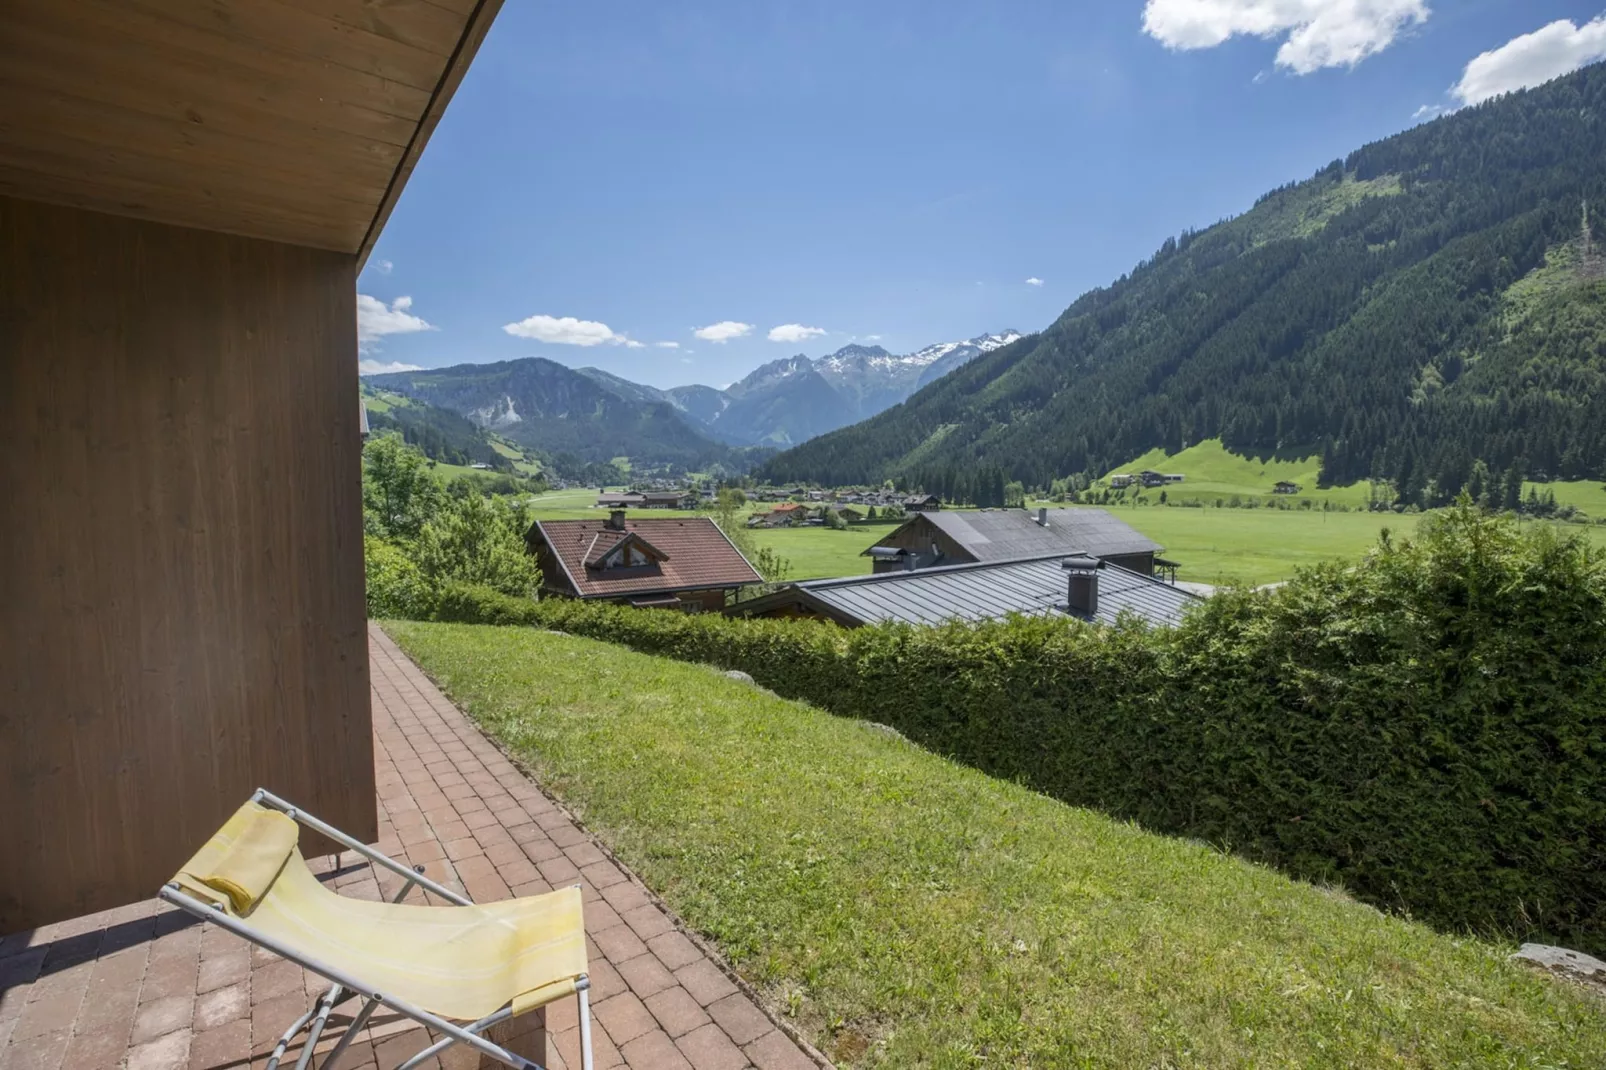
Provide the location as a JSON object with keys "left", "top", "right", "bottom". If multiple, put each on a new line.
{"left": 365, "top": 357, "right": 758, "bottom": 473}
{"left": 361, "top": 384, "right": 516, "bottom": 471}
{"left": 760, "top": 64, "right": 1606, "bottom": 505}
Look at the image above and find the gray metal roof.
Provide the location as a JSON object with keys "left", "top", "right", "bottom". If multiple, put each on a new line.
{"left": 915, "top": 508, "right": 1163, "bottom": 561}
{"left": 741, "top": 554, "right": 1196, "bottom": 628}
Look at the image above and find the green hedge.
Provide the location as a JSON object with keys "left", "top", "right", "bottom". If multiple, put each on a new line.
{"left": 408, "top": 507, "right": 1606, "bottom": 951}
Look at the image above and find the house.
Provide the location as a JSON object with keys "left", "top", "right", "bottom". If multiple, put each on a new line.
{"left": 749, "top": 502, "right": 806, "bottom": 528}
{"left": 1273, "top": 480, "right": 1302, "bottom": 494}
{"left": 641, "top": 490, "right": 696, "bottom": 509}
{"left": 527, "top": 512, "right": 763, "bottom": 611}
{"left": 1109, "top": 474, "right": 1136, "bottom": 488}
{"left": 903, "top": 493, "right": 942, "bottom": 511}
{"left": 597, "top": 492, "right": 647, "bottom": 508}
{"left": 731, "top": 554, "right": 1197, "bottom": 629}
{"left": 1140, "top": 470, "right": 1185, "bottom": 487}
{"left": 1, "top": 0, "right": 502, "bottom": 929}
{"left": 862, "top": 508, "right": 1165, "bottom": 576}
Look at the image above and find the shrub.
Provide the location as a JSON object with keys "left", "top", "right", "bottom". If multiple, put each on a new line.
{"left": 363, "top": 535, "right": 439, "bottom": 620}
{"left": 429, "top": 507, "right": 1606, "bottom": 950}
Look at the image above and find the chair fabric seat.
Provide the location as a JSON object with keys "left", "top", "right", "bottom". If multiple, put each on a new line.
{"left": 173, "top": 802, "right": 586, "bottom": 1021}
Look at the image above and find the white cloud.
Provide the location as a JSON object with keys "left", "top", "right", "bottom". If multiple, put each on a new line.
{"left": 358, "top": 359, "right": 423, "bottom": 376}
{"left": 680, "top": 357, "right": 694, "bottom": 365}
{"left": 693, "top": 321, "right": 753, "bottom": 343}
{"left": 1141, "top": 0, "right": 1430, "bottom": 75}
{"left": 767, "top": 323, "right": 827, "bottom": 343}
{"left": 502, "top": 314, "right": 636, "bottom": 347}
{"left": 1025, "top": 277, "right": 1044, "bottom": 287}
{"left": 357, "top": 294, "right": 435, "bottom": 352}
{"left": 654, "top": 341, "right": 682, "bottom": 349}
{"left": 624, "top": 339, "right": 645, "bottom": 348}
{"left": 1451, "top": 16, "right": 1606, "bottom": 107}
{"left": 865, "top": 335, "right": 883, "bottom": 342}
{"left": 375, "top": 259, "right": 394, "bottom": 275}
{"left": 1412, "top": 102, "right": 1446, "bottom": 119}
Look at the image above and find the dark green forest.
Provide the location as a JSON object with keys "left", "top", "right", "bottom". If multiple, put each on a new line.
{"left": 760, "top": 63, "right": 1606, "bottom": 506}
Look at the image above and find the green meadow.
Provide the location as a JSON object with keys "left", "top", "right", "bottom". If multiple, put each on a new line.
{"left": 1101, "top": 439, "right": 1372, "bottom": 506}
{"left": 518, "top": 482, "right": 1605, "bottom": 589}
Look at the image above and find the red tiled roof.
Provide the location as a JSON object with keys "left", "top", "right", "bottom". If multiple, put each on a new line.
{"left": 531, "top": 517, "right": 762, "bottom": 599}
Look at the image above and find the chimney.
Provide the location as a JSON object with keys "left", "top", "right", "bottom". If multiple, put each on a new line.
{"left": 1037, "top": 507, "right": 1048, "bottom": 527}
{"left": 606, "top": 509, "right": 627, "bottom": 531}
{"left": 1062, "top": 554, "right": 1101, "bottom": 618}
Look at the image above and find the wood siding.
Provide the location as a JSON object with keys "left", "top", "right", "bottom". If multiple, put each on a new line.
{"left": 1103, "top": 552, "right": 1156, "bottom": 576}
{"left": 0, "top": 198, "right": 374, "bottom": 933}
{"left": 869, "top": 516, "right": 975, "bottom": 573}
{"left": 0, "top": 0, "right": 504, "bottom": 261}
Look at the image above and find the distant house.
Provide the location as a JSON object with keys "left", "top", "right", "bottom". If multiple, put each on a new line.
{"left": 596, "top": 492, "right": 645, "bottom": 509}
{"left": 1273, "top": 480, "right": 1301, "bottom": 495}
{"left": 640, "top": 490, "right": 697, "bottom": 509}
{"left": 902, "top": 493, "right": 941, "bottom": 512}
{"left": 526, "top": 512, "right": 762, "bottom": 611}
{"left": 731, "top": 554, "right": 1197, "bottom": 629}
{"left": 469, "top": 462, "right": 492, "bottom": 470}
{"left": 1109, "top": 474, "right": 1135, "bottom": 488}
{"left": 862, "top": 507, "right": 1165, "bottom": 576}
{"left": 1139, "top": 470, "right": 1185, "bottom": 488}
{"left": 748, "top": 502, "right": 806, "bottom": 528}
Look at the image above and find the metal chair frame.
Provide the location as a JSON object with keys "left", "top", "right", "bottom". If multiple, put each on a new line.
{"left": 158, "top": 788, "right": 593, "bottom": 1070}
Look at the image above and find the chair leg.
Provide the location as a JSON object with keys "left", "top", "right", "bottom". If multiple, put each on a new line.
{"left": 577, "top": 986, "right": 594, "bottom": 1070}
{"left": 294, "top": 985, "right": 342, "bottom": 1070}
{"left": 266, "top": 1004, "right": 321, "bottom": 1070}
{"left": 318, "top": 996, "right": 379, "bottom": 1070}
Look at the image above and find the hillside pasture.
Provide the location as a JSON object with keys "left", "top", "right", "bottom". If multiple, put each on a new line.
{"left": 1100, "top": 439, "right": 1372, "bottom": 505}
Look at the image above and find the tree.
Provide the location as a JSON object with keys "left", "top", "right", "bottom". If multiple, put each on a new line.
{"left": 364, "top": 433, "right": 441, "bottom": 540}
{"left": 415, "top": 493, "right": 541, "bottom": 597}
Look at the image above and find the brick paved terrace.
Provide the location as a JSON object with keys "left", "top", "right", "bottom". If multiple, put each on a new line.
{"left": 0, "top": 625, "right": 823, "bottom": 1070}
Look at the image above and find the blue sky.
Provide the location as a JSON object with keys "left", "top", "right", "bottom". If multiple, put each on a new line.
{"left": 359, "top": 1, "right": 1606, "bottom": 388}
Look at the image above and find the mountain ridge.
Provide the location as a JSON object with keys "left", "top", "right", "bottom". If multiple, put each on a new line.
{"left": 367, "top": 329, "right": 1020, "bottom": 459}
{"left": 759, "top": 63, "right": 1606, "bottom": 504}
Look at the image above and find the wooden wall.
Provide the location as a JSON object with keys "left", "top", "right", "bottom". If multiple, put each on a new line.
{"left": 0, "top": 197, "right": 374, "bottom": 933}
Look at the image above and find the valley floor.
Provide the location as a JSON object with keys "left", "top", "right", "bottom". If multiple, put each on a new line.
{"left": 386, "top": 621, "right": 1606, "bottom": 1069}
{"left": 523, "top": 489, "right": 1606, "bottom": 588}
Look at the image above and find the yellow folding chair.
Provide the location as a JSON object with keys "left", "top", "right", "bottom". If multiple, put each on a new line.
{"left": 159, "top": 790, "right": 592, "bottom": 1070}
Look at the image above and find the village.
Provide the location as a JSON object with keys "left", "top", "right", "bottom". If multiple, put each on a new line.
{"left": 517, "top": 488, "right": 1196, "bottom": 629}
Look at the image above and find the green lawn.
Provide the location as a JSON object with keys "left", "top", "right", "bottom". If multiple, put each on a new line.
{"left": 1528, "top": 479, "right": 1606, "bottom": 516}
{"left": 1098, "top": 506, "right": 1606, "bottom": 587}
{"left": 746, "top": 522, "right": 892, "bottom": 580}
{"left": 1101, "top": 440, "right": 1374, "bottom": 506}
{"left": 385, "top": 622, "right": 1606, "bottom": 1069}
{"left": 1100, "top": 505, "right": 1422, "bottom": 586}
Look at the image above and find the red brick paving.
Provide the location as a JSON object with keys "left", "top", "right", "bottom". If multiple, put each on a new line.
{"left": 0, "top": 624, "right": 824, "bottom": 1070}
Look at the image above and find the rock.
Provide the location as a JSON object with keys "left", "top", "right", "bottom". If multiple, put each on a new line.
{"left": 861, "top": 722, "right": 906, "bottom": 743}
{"left": 722, "top": 670, "right": 755, "bottom": 685}
{"left": 1510, "top": 943, "right": 1606, "bottom": 980}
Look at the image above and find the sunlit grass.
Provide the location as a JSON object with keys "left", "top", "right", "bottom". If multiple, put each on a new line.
{"left": 386, "top": 622, "right": 1606, "bottom": 1069}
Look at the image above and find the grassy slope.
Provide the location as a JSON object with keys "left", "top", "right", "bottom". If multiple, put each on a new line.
{"left": 1101, "top": 440, "right": 1371, "bottom": 506}
{"left": 386, "top": 623, "right": 1606, "bottom": 1069}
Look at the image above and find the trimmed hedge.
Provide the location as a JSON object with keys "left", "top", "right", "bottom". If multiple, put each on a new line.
{"left": 412, "top": 507, "right": 1606, "bottom": 951}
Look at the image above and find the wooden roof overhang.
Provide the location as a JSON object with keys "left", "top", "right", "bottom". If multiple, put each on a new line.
{"left": 0, "top": 0, "right": 504, "bottom": 263}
